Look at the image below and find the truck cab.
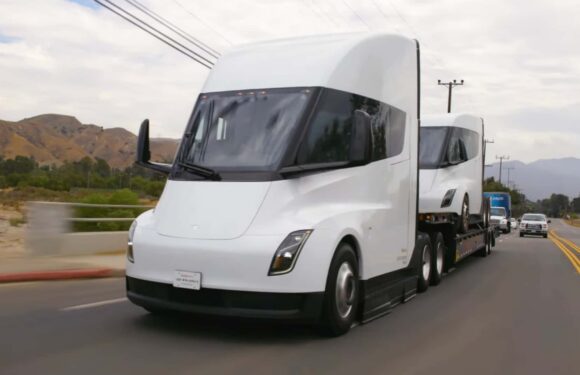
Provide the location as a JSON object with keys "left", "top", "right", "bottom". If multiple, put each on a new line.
{"left": 126, "top": 33, "right": 422, "bottom": 336}
{"left": 419, "top": 114, "right": 485, "bottom": 233}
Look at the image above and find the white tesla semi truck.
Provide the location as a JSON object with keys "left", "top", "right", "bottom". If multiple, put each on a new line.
{"left": 126, "top": 33, "right": 492, "bottom": 336}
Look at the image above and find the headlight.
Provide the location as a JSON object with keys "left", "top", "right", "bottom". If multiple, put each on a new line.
{"left": 127, "top": 220, "right": 137, "bottom": 263}
{"left": 440, "top": 189, "right": 456, "bottom": 208}
{"left": 268, "top": 230, "right": 312, "bottom": 276}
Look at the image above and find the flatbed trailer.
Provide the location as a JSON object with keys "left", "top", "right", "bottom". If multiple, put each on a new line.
{"left": 418, "top": 210, "right": 495, "bottom": 274}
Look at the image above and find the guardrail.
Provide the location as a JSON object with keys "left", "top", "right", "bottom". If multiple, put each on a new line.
{"left": 25, "top": 201, "right": 154, "bottom": 256}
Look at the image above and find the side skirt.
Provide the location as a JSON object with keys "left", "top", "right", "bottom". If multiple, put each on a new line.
{"left": 358, "top": 232, "right": 429, "bottom": 323}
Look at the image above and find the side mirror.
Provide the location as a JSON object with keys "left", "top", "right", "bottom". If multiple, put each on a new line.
{"left": 349, "top": 110, "right": 372, "bottom": 163}
{"left": 136, "top": 119, "right": 172, "bottom": 175}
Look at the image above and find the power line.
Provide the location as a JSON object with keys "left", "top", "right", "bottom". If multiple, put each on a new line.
{"left": 305, "top": 0, "right": 341, "bottom": 29}
{"left": 124, "top": 0, "right": 220, "bottom": 58}
{"left": 169, "top": 0, "right": 233, "bottom": 46}
{"left": 94, "top": 0, "right": 214, "bottom": 69}
{"left": 341, "top": 0, "right": 372, "bottom": 30}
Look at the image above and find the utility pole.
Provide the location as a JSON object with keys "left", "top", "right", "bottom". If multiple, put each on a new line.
{"left": 438, "top": 79, "right": 464, "bottom": 113}
{"left": 505, "top": 167, "right": 515, "bottom": 188}
{"left": 496, "top": 155, "right": 510, "bottom": 185}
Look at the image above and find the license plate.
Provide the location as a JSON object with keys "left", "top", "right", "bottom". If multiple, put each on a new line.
{"left": 173, "top": 270, "right": 201, "bottom": 290}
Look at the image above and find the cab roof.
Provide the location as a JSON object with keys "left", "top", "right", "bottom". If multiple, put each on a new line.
{"left": 202, "top": 33, "right": 419, "bottom": 117}
{"left": 422, "top": 113, "right": 483, "bottom": 134}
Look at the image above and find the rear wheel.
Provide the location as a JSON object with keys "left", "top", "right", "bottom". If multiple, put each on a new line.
{"left": 417, "top": 240, "right": 432, "bottom": 293}
{"left": 519, "top": 232, "right": 524, "bottom": 238}
{"left": 429, "top": 233, "right": 444, "bottom": 286}
{"left": 543, "top": 234, "right": 548, "bottom": 238}
{"left": 320, "top": 243, "right": 359, "bottom": 337}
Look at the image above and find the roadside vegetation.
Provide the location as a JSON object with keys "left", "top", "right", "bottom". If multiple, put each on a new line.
{"left": 484, "top": 177, "right": 580, "bottom": 219}
{"left": 0, "top": 155, "right": 164, "bottom": 232}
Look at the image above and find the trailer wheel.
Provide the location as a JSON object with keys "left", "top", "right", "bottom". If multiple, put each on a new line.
{"left": 320, "top": 243, "right": 359, "bottom": 337}
{"left": 417, "top": 239, "right": 432, "bottom": 293}
{"left": 429, "top": 232, "right": 444, "bottom": 286}
{"left": 457, "top": 195, "right": 470, "bottom": 234}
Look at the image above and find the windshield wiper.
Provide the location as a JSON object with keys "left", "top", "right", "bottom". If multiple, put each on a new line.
{"left": 178, "top": 161, "right": 221, "bottom": 181}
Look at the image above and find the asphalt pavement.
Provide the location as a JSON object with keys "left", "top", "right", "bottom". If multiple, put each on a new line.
{"left": 1, "top": 220, "right": 578, "bottom": 375}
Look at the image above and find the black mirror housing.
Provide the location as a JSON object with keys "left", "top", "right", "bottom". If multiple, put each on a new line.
{"left": 136, "top": 119, "right": 172, "bottom": 175}
{"left": 349, "top": 110, "right": 372, "bottom": 164}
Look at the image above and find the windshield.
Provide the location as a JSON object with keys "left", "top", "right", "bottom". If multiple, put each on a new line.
{"left": 178, "top": 88, "right": 312, "bottom": 172}
{"left": 522, "top": 214, "right": 546, "bottom": 222}
{"left": 490, "top": 207, "right": 506, "bottom": 217}
{"left": 419, "top": 127, "right": 449, "bottom": 169}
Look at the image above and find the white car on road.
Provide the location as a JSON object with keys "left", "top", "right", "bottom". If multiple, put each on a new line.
{"left": 519, "top": 213, "right": 550, "bottom": 238}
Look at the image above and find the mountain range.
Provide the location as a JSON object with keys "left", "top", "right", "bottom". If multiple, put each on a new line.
{"left": 484, "top": 157, "right": 580, "bottom": 201}
{"left": 0, "top": 114, "right": 178, "bottom": 169}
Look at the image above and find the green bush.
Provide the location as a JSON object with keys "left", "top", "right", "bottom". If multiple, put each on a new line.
{"left": 73, "top": 189, "right": 146, "bottom": 232}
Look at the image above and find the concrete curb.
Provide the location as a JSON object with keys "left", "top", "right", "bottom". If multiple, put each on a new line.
{"left": 0, "top": 268, "right": 125, "bottom": 283}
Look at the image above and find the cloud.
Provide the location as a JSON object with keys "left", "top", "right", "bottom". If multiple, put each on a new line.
{"left": 0, "top": 0, "right": 579, "bottom": 162}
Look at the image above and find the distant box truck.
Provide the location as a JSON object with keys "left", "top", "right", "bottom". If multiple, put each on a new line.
{"left": 484, "top": 192, "right": 512, "bottom": 233}
{"left": 126, "top": 33, "right": 494, "bottom": 336}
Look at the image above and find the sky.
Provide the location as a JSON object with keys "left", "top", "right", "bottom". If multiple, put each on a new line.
{"left": 0, "top": 0, "right": 579, "bottom": 163}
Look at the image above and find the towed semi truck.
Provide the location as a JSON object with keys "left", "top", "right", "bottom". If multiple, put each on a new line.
{"left": 126, "top": 33, "right": 494, "bottom": 336}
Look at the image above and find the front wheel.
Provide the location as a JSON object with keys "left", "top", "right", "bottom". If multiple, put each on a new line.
{"left": 320, "top": 243, "right": 359, "bottom": 337}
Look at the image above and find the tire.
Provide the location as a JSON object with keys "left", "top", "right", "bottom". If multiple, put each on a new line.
{"left": 417, "top": 239, "right": 432, "bottom": 293}
{"left": 457, "top": 195, "right": 469, "bottom": 234}
{"left": 482, "top": 198, "right": 490, "bottom": 228}
{"left": 320, "top": 243, "right": 359, "bottom": 337}
{"left": 429, "top": 232, "right": 444, "bottom": 286}
{"left": 543, "top": 234, "right": 548, "bottom": 238}
{"left": 519, "top": 232, "right": 524, "bottom": 238}
{"left": 479, "top": 234, "right": 490, "bottom": 257}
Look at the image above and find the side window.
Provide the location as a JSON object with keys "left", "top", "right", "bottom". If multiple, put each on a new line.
{"left": 298, "top": 90, "right": 354, "bottom": 164}
{"left": 460, "top": 128, "right": 480, "bottom": 160}
{"left": 297, "top": 88, "right": 407, "bottom": 165}
{"left": 447, "top": 131, "right": 463, "bottom": 164}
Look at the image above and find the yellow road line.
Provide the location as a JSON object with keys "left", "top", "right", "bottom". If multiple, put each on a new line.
{"left": 549, "top": 230, "right": 580, "bottom": 253}
{"left": 548, "top": 234, "right": 580, "bottom": 274}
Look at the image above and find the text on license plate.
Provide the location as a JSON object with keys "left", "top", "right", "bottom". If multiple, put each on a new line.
{"left": 173, "top": 270, "right": 201, "bottom": 290}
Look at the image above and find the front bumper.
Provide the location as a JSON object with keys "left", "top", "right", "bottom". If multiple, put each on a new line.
{"left": 126, "top": 277, "right": 324, "bottom": 321}
{"left": 520, "top": 228, "right": 547, "bottom": 235}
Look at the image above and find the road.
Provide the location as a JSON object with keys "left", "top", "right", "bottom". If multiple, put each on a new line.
{"left": 1, "top": 220, "right": 578, "bottom": 375}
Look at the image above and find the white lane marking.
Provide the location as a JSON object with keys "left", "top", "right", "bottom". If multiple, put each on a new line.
{"left": 61, "top": 297, "right": 127, "bottom": 311}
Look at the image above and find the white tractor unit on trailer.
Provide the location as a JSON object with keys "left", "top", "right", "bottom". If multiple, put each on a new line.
{"left": 126, "top": 33, "right": 494, "bottom": 336}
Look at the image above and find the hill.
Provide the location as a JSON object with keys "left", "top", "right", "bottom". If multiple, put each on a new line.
{"left": 0, "top": 114, "right": 179, "bottom": 169}
{"left": 484, "top": 157, "right": 580, "bottom": 201}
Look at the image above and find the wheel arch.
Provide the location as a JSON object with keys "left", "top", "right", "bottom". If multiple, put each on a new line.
{"left": 338, "top": 234, "right": 362, "bottom": 275}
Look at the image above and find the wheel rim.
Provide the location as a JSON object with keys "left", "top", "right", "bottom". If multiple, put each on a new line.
{"left": 422, "top": 245, "right": 431, "bottom": 281}
{"left": 335, "top": 262, "right": 356, "bottom": 319}
{"left": 436, "top": 242, "right": 444, "bottom": 275}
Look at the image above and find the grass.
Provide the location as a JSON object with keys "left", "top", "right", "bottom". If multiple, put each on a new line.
{"left": 564, "top": 219, "right": 580, "bottom": 228}
{"left": 8, "top": 217, "right": 26, "bottom": 227}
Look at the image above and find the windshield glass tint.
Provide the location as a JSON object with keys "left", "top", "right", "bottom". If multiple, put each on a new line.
{"left": 180, "top": 88, "right": 312, "bottom": 171}
{"left": 491, "top": 207, "right": 506, "bottom": 216}
{"left": 522, "top": 214, "right": 546, "bottom": 221}
{"left": 419, "top": 127, "right": 449, "bottom": 168}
